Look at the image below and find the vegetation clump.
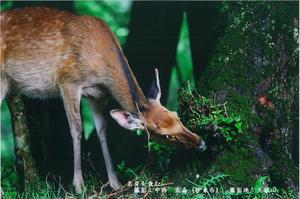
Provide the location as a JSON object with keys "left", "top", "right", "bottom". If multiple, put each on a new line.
{"left": 178, "top": 88, "right": 242, "bottom": 143}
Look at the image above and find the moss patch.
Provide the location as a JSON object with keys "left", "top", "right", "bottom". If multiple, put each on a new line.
{"left": 214, "top": 146, "right": 260, "bottom": 186}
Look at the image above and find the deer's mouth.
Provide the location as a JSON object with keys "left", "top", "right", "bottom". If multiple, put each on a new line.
{"left": 150, "top": 133, "right": 199, "bottom": 149}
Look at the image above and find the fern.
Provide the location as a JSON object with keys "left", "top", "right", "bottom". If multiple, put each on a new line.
{"left": 200, "top": 174, "right": 229, "bottom": 189}
{"left": 186, "top": 173, "right": 229, "bottom": 189}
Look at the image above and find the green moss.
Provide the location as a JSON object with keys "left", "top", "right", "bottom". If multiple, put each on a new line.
{"left": 214, "top": 145, "right": 260, "bottom": 186}
{"left": 268, "top": 140, "right": 299, "bottom": 189}
{"left": 194, "top": 2, "right": 298, "bottom": 191}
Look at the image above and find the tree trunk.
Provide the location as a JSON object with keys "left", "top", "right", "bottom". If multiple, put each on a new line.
{"left": 6, "top": 90, "right": 38, "bottom": 192}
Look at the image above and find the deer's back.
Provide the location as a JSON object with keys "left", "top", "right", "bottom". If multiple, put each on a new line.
{"left": 1, "top": 7, "right": 118, "bottom": 98}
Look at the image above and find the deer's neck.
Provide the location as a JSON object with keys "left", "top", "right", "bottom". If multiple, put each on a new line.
{"left": 105, "top": 48, "right": 148, "bottom": 113}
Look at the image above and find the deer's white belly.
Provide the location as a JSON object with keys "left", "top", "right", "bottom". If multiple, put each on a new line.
{"left": 5, "top": 57, "right": 60, "bottom": 98}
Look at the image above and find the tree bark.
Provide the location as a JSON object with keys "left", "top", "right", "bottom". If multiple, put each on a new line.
{"left": 6, "top": 90, "right": 38, "bottom": 192}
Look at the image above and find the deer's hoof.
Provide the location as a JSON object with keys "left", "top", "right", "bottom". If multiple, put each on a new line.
{"left": 109, "top": 178, "right": 121, "bottom": 191}
{"left": 73, "top": 175, "right": 84, "bottom": 194}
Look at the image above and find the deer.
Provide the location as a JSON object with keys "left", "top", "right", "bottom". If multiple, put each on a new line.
{"left": 0, "top": 7, "right": 206, "bottom": 193}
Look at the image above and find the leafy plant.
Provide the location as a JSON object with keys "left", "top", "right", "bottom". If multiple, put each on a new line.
{"left": 178, "top": 88, "right": 243, "bottom": 143}
{"left": 186, "top": 173, "right": 229, "bottom": 190}
{"left": 147, "top": 141, "right": 175, "bottom": 156}
{"left": 254, "top": 176, "right": 268, "bottom": 195}
{"left": 116, "top": 161, "right": 143, "bottom": 181}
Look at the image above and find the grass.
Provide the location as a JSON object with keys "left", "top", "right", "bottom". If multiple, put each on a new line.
{"left": 2, "top": 169, "right": 298, "bottom": 199}
{"left": 3, "top": 174, "right": 107, "bottom": 199}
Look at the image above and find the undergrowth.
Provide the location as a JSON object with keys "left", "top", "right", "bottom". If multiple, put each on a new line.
{"left": 2, "top": 171, "right": 298, "bottom": 199}
{"left": 177, "top": 88, "right": 243, "bottom": 142}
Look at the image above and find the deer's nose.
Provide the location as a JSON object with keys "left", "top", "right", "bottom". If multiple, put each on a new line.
{"left": 196, "top": 140, "right": 206, "bottom": 152}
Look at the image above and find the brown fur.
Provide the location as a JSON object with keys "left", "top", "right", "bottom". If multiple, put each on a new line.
{"left": 1, "top": 7, "right": 146, "bottom": 109}
{"left": 142, "top": 100, "right": 200, "bottom": 148}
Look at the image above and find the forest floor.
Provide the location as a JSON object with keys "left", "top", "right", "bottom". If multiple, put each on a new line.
{"left": 2, "top": 170, "right": 298, "bottom": 199}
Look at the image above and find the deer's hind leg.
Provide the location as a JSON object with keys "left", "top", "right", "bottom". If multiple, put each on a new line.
{"left": 60, "top": 83, "right": 84, "bottom": 193}
{"left": 88, "top": 97, "right": 121, "bottom": 191}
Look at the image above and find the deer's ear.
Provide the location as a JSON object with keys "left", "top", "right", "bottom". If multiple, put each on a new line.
{"left": 110, "top": 109, "right": 144, "bottom": 131}
{"left": 147, "top": 68, "right": 161, "bottom": 102}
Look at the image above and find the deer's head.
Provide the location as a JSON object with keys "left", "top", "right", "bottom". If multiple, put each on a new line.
{"left": 110, "top": 69, "right": 206, "bottom": 151}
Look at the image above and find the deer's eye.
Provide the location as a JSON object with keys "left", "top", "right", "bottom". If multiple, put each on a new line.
{"left": 164, "top": 135, "right": 169, "bottom": 139}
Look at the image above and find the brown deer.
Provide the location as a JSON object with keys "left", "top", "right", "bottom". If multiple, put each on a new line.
{"left": 0, "top": 7, "right": 206, "bottom": 193}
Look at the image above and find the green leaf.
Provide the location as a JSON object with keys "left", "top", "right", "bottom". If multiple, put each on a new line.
{"left": 224, "top": 117, "right": 234, "bottom": 124}
{"left": 117, "top": 161, "right": 126, "bottom": 172}
{"left": 136, "top": 129, "right": 143, "bottom": 136}
{"left": 81, "top": 99, "right": 95, "bottom": 140}
{"left": 212, "top": 110, "right": 223, "bottom": 115}
{"left": 235, "top": 122, "right": 242, "bottom": 132}
{"left": 234, "top": 116, "right": 241, "bottom": 122}
{"left": 154, "top": 144, "right": 160, "bottom": 151}
{"left": 254, "top": 176, "right": 268, "bottom": 194}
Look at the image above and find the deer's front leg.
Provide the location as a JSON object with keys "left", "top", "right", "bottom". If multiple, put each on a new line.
{"left": 88, "top": 98, "right": 121, "bottom": 191}
{"left": 60, "top": 84, "right": 84, "bottom": 193}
